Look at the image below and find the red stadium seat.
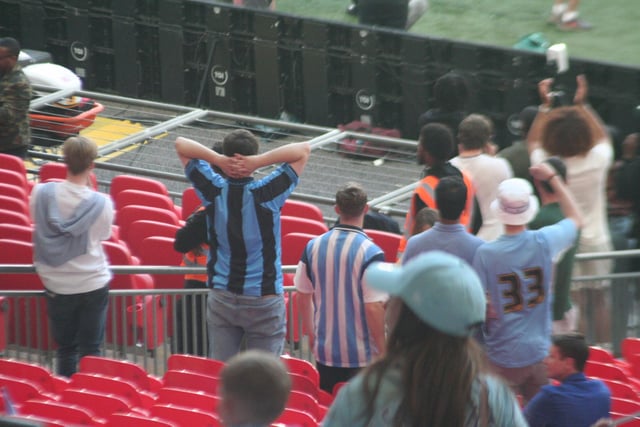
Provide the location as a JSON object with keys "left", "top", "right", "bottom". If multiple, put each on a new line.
{"left": 0, "top": 374, "right": 53, "bottom": 406}
{"left": 585, "top": 361, "right": 640, "bottom": 390}
{"left": 273, "top": 408, "right": 317, "bottom": 427}
{"left": 155, "top": 387, "right": 219, "bottom": 413}
{"left": 623, "top": 338, "right": 640, "bottom": 363}
{"left": 115, "top": 189, "right": 180, "bottom": 217}
{"left": 116, "top": 205, "right": 181, "bottom": 242}
{"left": 0, "top": 223, "right": 33, "bottom": 242}
{"left": 69, "top": 372, "right": 154, "bottom": 410}
{"left": 136, "top": 236, "right": 184, "bottom": 337}
{"left": 19, "top": 399, "right": 102, "bottom": 426}
{"left": 281, "top": 355, "right": 320, "bottom": 388}
{"left": 0, "top": 152, "right": 27, "bottom": 175}
{"left": 0, "top": 239, "right": 52, "bottom": 350}
{"left": 79, "top": 356, "right": 162, "bottom": 394}
{"left": 281, "top": 232, "right": 315, "bottom": 267}
{"left": 612, "top": 397, "right": 640, "bottom": 416}
{"left": 161, "top": 370, "right": 219, "bottom": 395}
{"left": 0, "top": 168, "right": 31, "bottom": 192}
{"left": 283, "top": 199, "right": 325, "bottom": 224}
{"left": 106, "top": 412, "right": 178, "bottom": 427}
{"left": 60, "top": 388, "right": 131, "bottom": 419}
{"left": 0, "top": 208, "right": 31, "bottom": 227}
{"left": 598, "top": 377, "right": 640, "bottom": 401}
{"left": 0, "top": 359, "right": 69, "bottom": 395}
{"left": 286, "top": 390, "right": 319, "bottom": 421}
{"left": 150, "top": 404, "right": 222, "bottom": 427}
{"left": 332, "top": 381, "right": 347, "bottom": 396}
{"left": 364, "top": 228, "right": 402, "bottom": 262}
{"left": 289, "top": 372, "right": 319, "bottom": 400}
{"left": 0, "top": 194, "right": 31, "bottom": 219}
{"left": 281, "top": 216, "right": 328, "bottom": 240}
{"left": 167, "top": 354, "right": 225, "bottom": 378}
{"left": 181, "top": 187, "right": 201, "bottom": 220}
{"left": 318, "top": 388, "right": 334, "bottom": 407}
{"left": 126, "top": 220, "right": 180, "bottom": 258}
{"left": 110, "top": 175, "right": 169, "bottom": 200}
{"left": 101, "top": 240, "right": 164, "bottom": 349}
{"left": 39, "top": 162, "right": 97, "bottom": 189}
{"left": 0, "top": 182, "right": 29, "bottom": 202}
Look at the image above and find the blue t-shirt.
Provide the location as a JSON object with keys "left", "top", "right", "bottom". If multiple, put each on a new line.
{"left": 185, "top": 159, "right": 298, "bottom": 296}
{"left": 403, "top": 222, "right": 484, "bottom": 265}
{"left": 472, "top": 218, "right": 577, "bottom": 368}
{"left": 524, "top": 373, "right": 611, "bottom": 427}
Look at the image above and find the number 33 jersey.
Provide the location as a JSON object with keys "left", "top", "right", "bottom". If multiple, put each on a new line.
{"left": 472, "top": 218, "right": 578, "bottom": 368}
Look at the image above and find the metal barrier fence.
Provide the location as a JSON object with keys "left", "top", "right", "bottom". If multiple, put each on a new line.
{"left": 0, "top": 252, "right": 638, "bottom": 375}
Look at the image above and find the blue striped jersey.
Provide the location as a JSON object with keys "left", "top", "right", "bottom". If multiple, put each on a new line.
{"left": 186, "top": 159, "right": 298, "bottom": 296}
{"left": 294, "top": 225, "right": 386, "bottom": 367}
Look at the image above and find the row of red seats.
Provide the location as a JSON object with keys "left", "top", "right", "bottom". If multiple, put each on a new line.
{"left": 585, "top": 340, "right": 640, "bottom": 423}
{"left": 0, "top": 354, "right": 330, "bottom": 427}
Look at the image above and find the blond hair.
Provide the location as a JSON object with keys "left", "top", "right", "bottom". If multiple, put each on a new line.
{"left": 63, "top": 136, "right": 97, "bottom": 175}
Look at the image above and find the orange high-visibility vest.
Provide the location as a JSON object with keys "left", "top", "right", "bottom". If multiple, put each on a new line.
{"left": 399, "top": 171, "right": 475, "bottom": 252}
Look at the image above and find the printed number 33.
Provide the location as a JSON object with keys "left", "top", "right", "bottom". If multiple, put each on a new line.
{"left": 498, "top": 267, "right": 544, "bottom": 313}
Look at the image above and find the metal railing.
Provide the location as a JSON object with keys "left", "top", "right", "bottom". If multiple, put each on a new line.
{"left": 0, "top": 250, "right": 638, "bottom": 374}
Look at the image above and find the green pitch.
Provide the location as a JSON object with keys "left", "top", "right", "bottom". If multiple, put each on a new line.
{"left": 276, "top": 0, "right": 640, "bottom": 68}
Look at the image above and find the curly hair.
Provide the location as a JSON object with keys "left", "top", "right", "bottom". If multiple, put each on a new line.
{"left": 541, "top": 107, "right": 594, "bottom": 157}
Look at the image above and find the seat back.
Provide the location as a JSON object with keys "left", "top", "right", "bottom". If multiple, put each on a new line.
{"left": 19, "top": 399, "right": 97, "bottom": 426}
{"left": 69, "top": 372, "right": 149, "bottom": 409}
{"left": 0, "top": 208, "right": 31, "bottom": 227}
{"left": 181, "top": 187, "right": 201, "bottom": 220}
{"left": 599, "top": 378, "right": 639, "bottom": 400}
{"left": 106, "top": 412, "right": 178, "bottom": 427}
{"left": 281, "top": 216, "right": 328, "bottom": 240}
{"left": 167, "top": 354, "right": 224, "bottom": 378}
{"left": 0, "top": 223, "right": 33, "bottom": 242}
{"left": 0, "top": 239, "right": 42, "bottom": 290}
{"left": 286, "top": 390, "right": 319, "bottom": 421}
{"left": 273, "top": 407, "right": 317, "bottom": 427}
{"left": 281, "top": 232, "right": 316, "bottom": 266}
{"left": 289, "top": 372, "right": 319, "bottom": 400}
{"left": 115, "top": 189, "right": 176, "bottom": 212}
{"left": 150, "top": 404, "right": 222, "bottom": 427}
{"left": 0, "top": 373, "right": 47, "bottom": 404}
{"left": 126, "top": 220, "right": 180, "bottom": 258}
{"left": 155, "top": 387, "right": 219, "bottom": 413}
{"left": 585, "top": 361, "right": 630, "bottom": 384}
{"left": 281, "top": 355, "right": 320, "bottom": 388}
{"left": 0, "top": 169, "right": 29, "bottom": 191}
{"left": 0, "top": 182, "right": 28, "bottom": 202}
{"left": 161, "top": 370, "right": 219, "bottom": 395}
{"left": 79, "top": 356, "right": 162, "bottom": 394}
{"left": 60, "top": 387, "right": 131, "bottom": 419}
{"left": 283, "top": 199, "right": 324, "bottom": 223}
{"left": 0, "top": 153, "right": 27, "bottom": 175}
{"left": 116, "top": 205, "right": 180, "bottom": 242}
{"left": 0, "top": 194, "right": 30, "bottom": 219}
{"left": 0, "top": 359, "right": 62, "bottom": 394}
{"left": 364, "top": 228, "right": 402, "bottom": 262}
{"left": 612, "top": 397, "right": 640, "bottom": 416}
{"left": 110, "top": 175, "right": 168, "bottom": 200}
{"left": 622, "top": 338, "right": 640, "bottom": 362}
{"left": 137, "top": 236, "right": 183, "bottom": 289}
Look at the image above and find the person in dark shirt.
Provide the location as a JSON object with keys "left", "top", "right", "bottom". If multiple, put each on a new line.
{"left": 525, "top": 333, "right": 610, "bottom": 427}
{"left": 0, "top": 37, "right": 32, "bottom": 159}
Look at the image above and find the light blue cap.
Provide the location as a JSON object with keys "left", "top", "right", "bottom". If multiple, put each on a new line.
{"left": 364, "top": 251, "right": 486, "bottom": 337}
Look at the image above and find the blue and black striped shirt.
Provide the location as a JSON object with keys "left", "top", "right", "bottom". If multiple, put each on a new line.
{"left": 186, "top": 159, "right": 299, "bottom": 296}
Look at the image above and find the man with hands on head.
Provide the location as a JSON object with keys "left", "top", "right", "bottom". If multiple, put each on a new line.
{"left": 175, "top": 132, "right": 310, "bottom": 361}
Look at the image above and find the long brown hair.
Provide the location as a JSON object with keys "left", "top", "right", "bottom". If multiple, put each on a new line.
{"left": 361, "top": 301, "right": 486, "bottom": 427}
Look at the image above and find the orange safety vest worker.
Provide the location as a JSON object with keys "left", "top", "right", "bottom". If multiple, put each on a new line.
{"left": 399, "top": 171, "right": 475, "bottom": 253}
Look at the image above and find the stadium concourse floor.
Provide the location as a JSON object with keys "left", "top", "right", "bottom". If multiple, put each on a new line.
{"left": 28, "top": 93, "right": 421, "bottom": 224}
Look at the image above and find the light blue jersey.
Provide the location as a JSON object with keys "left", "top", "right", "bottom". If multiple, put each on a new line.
{"left": 472, "top": 218, "right": 577, "bottom": 368}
